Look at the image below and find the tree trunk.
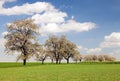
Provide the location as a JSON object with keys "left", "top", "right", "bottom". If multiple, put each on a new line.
{"left": 56, "top": 58, "right": 59, "bottom": 64}
{"left": 67, "top": 59, "right": 69, "bottom": 64}
{"left": 79, "top": 59, "right": 82, "bottom": 62}
{"left": 22, "top": 47, "right": 27, "bottom": 66}
{"left": 42, "top": 60, "right": 44, "bottom": 64}
{"left": 51, "top": 59, "right": 54, "bottom": 63}
{"left": 23, "top": 59, "right": 26, "bottom": 65}
{"left": 59, "top": 60, "right": 61, "bottom": 64}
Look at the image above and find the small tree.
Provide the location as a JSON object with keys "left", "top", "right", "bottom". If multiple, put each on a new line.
{"left": 35, "top": 45, "right": 48, "bottom": 64}
{"left": 97, "top": 54, "right": 116, "bottom": 62}
{"left": 73, "top": 52, "right": 82, "bottom": 63}
{"left": 84, "top": 54, "right": 98, "bottom": 62}
{"left": 48, "top": 53, "right": 54, "bottom": 63}
{"left": 91, "top": 54, "right": 98, "bottom": 61}
{"left": 4, "top": 19, "right": 39, "bottom": 65}
{"left": 84, "top": 55, "right": 92, "bottom": 61}
{"left": 98, "top": 55, "right": 105, "bottom": 62}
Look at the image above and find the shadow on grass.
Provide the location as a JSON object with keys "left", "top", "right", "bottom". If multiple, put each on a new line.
{"left": 0, "top": 62, "right": 43, "bottom": 68}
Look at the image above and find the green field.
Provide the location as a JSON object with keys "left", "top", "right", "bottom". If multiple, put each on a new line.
{"left": 0, "top": 62, "right": 120, "bottom": 81}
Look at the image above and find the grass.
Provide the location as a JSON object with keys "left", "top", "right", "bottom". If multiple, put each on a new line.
{"left": 0, "top": 62, "right": 120, "bottom": 81}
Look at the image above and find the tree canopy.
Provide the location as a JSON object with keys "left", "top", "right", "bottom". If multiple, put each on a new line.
{"left": 4, "top": 19, "right": 39, "bottom": 65}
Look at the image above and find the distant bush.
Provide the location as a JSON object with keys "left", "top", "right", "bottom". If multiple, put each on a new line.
{"left": 83, "top": 54, "right": 116, "bottom": 62}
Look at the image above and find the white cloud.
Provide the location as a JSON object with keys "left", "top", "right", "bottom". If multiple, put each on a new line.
{"left": 40, "top": 23, "right": 62, "bottom": 34}
{"left": 32, "top": 12, "right": 67, "bottom": 24}
{"left": 86, "top": 48, "right": 102, "bottom": 54}
{"left": 0, "top": 1, "right": 56, "bottom": 15}
{"left": 60, "top": 20, "right": 95, "bottom": 32}
{"left": 32, "top": 15, "right": 96, "bottom": 35}
{"left": 0, "top": 0, "right": 96, "bottom": 35}
{"left": 78, "top": 45, "right": 101, "bottom": 54}
{"left": 100, "top": 32, "right": 120, "bottom": 48}
{"left": 77, "top": 32, "right": 120, "bottom": 60}
{"left": 78, "top": 45, "right": 88, "bottom": 51}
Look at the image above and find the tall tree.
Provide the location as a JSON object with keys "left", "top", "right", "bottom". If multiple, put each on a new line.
{"left": 60, "top": 35, "right": 78, "bottom": 64}
{"left": 45, "top": 35, "right": 63, "bottom": 64}
{"left": 4, "top": 19, "right": 39, "bottom": 65}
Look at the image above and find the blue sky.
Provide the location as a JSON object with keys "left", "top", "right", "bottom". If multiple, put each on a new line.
{"left": 0, "top": 0, "right": 120, "bottom": 61}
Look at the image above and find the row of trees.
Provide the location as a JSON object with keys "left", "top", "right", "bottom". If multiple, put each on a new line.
{"left": 35, "top": 53, "right": 115, "bottom": 64}
{"left": 4, "top": 19, "right": 116, "bottom": 65}
{"left": 84, "top": 54, "right": 115, "bottom": 62}
{"left": 4, "top": 19, "right": 80, "bottom": 65}
{"left": 35, "top": 35, "right": 81, "bottom": 64}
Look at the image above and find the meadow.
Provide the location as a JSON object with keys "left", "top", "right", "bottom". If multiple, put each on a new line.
{"left": 0, "top": 62, "right": 120, "bottom": 81}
